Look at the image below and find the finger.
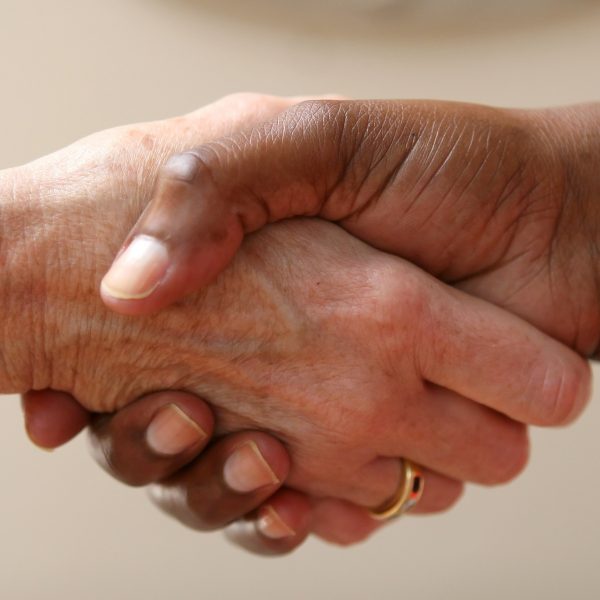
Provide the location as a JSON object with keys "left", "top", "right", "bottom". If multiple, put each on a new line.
{"left": 286, "top": 447, "right": 466, "bottom": 512}
{"left": 150, "top": 435, "right": 459, "bottom": 535}
{"left": 21, "top": 389, "right": 91, "bottom": 449}
{"left": 89, "top": 391, "right": 215, "bottom": 486}
{"left": 101, "top": 98, "right": 530, "bottom": 315}
{"left": 408, "top": 469, "right": 464, "bottom": 515}
{"left": 290, "top": 389, "right": 527, "bottom": 505}
{"left": 100, "top": 97, "right": 352, "bottom": 315}
{"left": 224, "top": 489, "right": 311, "bottom": 556}
{"left": 414, "top": 273, "right": 592, "bottom": 426}
{"left": 226, "top": 467, "right": 463, "bottom": 554}
{"left": 379, "top": 386, "right": 531, "bottom": 486}
{"left": 225, "top": 494, "right": 376, "bottom": 555}
{"left": 148, "top": 431, "right": 290, "bottom": 531}
{"left": 98, "top": 99, "right": 381, "bottom": 315}
{"left": 310, "top": 469, "right": 463, "bottom": 546}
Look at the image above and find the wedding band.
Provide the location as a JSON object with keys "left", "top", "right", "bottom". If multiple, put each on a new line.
{"left": 368, "top": 459, "right": 424, "bottom": 521}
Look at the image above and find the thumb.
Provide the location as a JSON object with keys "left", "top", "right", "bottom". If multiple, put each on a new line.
{"left": 102, "top": 98, "right": 493, "bottom": 315}
{"left": 100, "top": 99, "right": 386, "bottom": 315}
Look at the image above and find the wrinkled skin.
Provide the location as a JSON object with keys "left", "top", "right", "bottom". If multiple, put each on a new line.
{"left": 5, "top": 95, "right": 593, "bottom": 553}
{"left": 7, "top": 205, "right": 563, "bottom": 503}
{"left": 118, "top": 100, "right": 600, "bottom": 355}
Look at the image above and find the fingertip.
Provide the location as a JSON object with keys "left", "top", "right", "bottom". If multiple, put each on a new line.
{"left": 100, "top": 235, "right": 169, "bottom": 303}
{"left": 222, "top": 433, "right": 291, "bottom": 494}
{"left": 558, "top": 355, "right": 592, "bottom": 425}
{"left": 99, "top": 228, "right": 243, "bottom": 317}
{"left": 89, "top": 391, "right": 215, "bottom": 486}
{"left": 224, "top": 489, "right": 311, "bottom": 556}
{"left": 531, "top": 352, "right": 592, "bottom": 426}
{"left": 143, "top": 391, "right": 216, "bottom": 443}
{"left": 145, "top": 403, "right": 211, "bottom": 458}
{"left": 257, "top": 490, "right": 311, "bottom": 539}
{"left": 21, "top": 389, "right": 90, "bottom": 450}
{"left": 146, "top": 430, "right": 292, "bottom": 534}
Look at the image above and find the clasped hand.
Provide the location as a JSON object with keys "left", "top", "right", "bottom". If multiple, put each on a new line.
{"left": 8, "top": 93, "right": 596, "bottom": 555}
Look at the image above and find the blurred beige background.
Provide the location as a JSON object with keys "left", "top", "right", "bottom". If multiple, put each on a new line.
{"left": 1, "top": 1, "right": 599, "bottom": 598}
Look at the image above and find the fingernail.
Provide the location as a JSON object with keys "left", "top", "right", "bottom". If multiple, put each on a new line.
{"left": 256, "top": 505, "right": 296, "bottom": 539}
{"left": 223, "top": 441, "right": 279, "bottom": 493}
{"left": 146, "top": 404, "right": 206, "bottom": 456}
{"left": 101, "top": 235, "right": 169, "bottom": 300}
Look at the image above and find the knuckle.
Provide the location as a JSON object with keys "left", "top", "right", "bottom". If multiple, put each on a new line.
{"left": 278, "top": 99, "right": 353, "bottom": 156}
{"left": 197, "top": 93, "right": 296, "bottom": 134}
{"left": 221, "top": 92, "right": 272, "bottom": 110}
{"left": 100, "top": 126, "right": 159, "bottom": 168}
{"left": 214, "top": 93, "right": 300, "bottom": 131}
{"left": 78, "top": 126, "right": 162, "bottom": 213}
{"left": 357, "top": 258, "right": 426, "bottom": 324}
{"left": 284, "top": 98, "right": 347, "bottom": 126}
{"left": 367, "top": 262, "right": 429, "bottom": 361}
{"left": 313, "top": 255, "right": 430, "bottom": 386}
{"left": 160, "top": 150, "right": 203, "bottom": 182}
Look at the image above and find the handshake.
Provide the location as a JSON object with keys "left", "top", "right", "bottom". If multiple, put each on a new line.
{"left": 4, "top": 93, "right": 597, "bottom": 555}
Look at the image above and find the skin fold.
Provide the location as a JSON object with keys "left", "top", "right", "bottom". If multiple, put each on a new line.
{"left": 111, "top": 100, "right": 600, "bottom": 356}
{"left": 6, "top": 95, "right": 593, "bottom": 553}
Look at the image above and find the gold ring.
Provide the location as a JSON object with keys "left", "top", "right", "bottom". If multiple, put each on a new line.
{"left": 368, "top": 459, "right": 425, "bottom": 521}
